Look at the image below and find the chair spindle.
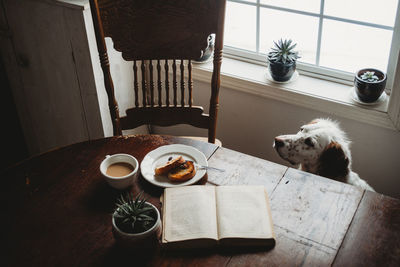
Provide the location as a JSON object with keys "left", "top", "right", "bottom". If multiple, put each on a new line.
{"left": 149, "top": 60, "right": 154, "bottom": 107}
{"left": 133, "top": 60, "right": 139, "bottom": 107}
{"left": 157, "top": 60, "right": 162, "bottom": 106}
{"left": 164, "top": 60, "right": 170, "bottom": 107}
{"left": 173, "top": 60, "right": 177, "bottom": 106}
{"left": 141, "top": 60, "right": 146, "bottom": 106}
{"left": 188, "top": 60, "right": 193, "bottom": 107}
{"left": 180, "top": 59, "right": 185, "bottom": 106}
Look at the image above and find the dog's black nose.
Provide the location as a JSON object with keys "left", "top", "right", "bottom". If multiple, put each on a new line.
{"left": 274, "top": 137, "right": 284, "bottom": 148}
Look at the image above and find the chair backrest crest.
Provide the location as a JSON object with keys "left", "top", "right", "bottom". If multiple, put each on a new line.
{"left": 98, "top": 0, "right": 220, "bottom": 60}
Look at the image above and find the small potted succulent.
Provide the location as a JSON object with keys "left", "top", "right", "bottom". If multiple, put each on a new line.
{"left": 267, "top": 39, "right": 300, "bottom": 82}
{"left": 112, "top": 192, "right": 161, "bottom": 248}
{"left": 354, "top": 68, "right": 387, "bottom": 103}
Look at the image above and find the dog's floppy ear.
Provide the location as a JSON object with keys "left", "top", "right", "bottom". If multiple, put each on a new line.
{"left": 317, "top": 141, "right": 349, "bottom": 182}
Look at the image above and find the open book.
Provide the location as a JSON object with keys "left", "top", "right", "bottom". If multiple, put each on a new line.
{"left": 162, "top": 185, "right": 275, "bottom": 249}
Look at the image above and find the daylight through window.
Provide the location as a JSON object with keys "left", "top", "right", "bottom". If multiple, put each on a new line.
{"left": 224, "top": 0, "right": 399, "bottom": 87}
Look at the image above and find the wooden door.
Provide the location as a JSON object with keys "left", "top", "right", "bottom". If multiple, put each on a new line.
{"left": 0, "top": 0, "right": 104, "bottom": 155}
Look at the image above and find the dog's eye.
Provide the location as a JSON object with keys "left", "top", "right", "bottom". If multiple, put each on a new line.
{"left": 305, "top": 137, "right": 314, "bottom": 147}
{"left": 300, "top": 127, "right": 304, "bottom": 132}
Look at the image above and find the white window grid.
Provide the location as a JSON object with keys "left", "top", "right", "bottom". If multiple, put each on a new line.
{"left": 224, "top": 0, "right": 400, "bottom": 90}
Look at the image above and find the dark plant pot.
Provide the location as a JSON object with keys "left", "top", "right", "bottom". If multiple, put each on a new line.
{"left": 268, "top": 61, "right": 296, "bottom": 82}
{"left": 354, "top": 68, "right": 386, "bottom": 103}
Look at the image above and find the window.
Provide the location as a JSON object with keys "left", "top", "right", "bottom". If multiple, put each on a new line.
{"left": 224, "top": 0, "right": 399, "bottom": 89}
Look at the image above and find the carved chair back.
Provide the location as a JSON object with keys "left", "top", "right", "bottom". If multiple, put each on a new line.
{"left": 89, "top": 0, "right": 227, "bottom": 143}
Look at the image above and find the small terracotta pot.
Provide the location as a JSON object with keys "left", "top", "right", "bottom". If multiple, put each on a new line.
{"left": 354, "top": 68, "right": 386, "bottom": 103}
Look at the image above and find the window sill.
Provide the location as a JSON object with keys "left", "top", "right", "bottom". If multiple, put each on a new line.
{"left": 192, "top": 57, "right": 396, "bottom": 130}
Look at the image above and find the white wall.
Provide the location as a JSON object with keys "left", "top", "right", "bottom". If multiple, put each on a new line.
{"left": 153, "top": 79, "right": 400, "bottom": 199}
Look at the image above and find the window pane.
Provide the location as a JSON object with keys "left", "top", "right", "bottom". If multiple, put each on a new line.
{"left": 325, "top": 0, "right": 398, "bottom": 27}
{"left": 260, "top": 8, "right": 319, "bottom": 64}
{"left": 320, "top": 20, "right": 393, "bottom": 73}
{"left": 260, "top": 0, "right": 320, "bottom": 13}
{"left": 224, "top": 2, "right": 257, "bottom": 52}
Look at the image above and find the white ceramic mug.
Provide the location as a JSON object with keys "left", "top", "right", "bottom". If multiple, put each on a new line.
{"left": 100, "top": 154, "right": 139, "bottom": 190}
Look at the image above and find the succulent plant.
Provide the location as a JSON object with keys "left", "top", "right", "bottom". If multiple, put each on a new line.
{"left": 267, "top": 39, "right": 300, "bottom": 64}
{"left": 113, "top": 192, "right": 156, "bottom": 234}
{"left": 360, "top": 71, "right": 379, "bottom": 82}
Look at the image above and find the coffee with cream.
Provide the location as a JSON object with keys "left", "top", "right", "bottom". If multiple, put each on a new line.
{"left": 106, "top": 162, "right": 134, "bottom": 177}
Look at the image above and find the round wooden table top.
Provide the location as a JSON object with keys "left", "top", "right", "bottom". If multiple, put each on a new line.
{"left": 2, "top": 135, "right": 218, "bottom": 266}
{"left": 3, "top": 135, "right": 400, "bottom": 267}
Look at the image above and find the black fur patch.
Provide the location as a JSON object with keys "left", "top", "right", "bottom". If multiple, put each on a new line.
{"left": 317, "top": 141, "right": 349, "bottom": 182}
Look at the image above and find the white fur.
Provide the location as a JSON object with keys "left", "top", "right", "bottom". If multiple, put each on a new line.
{"left": 273, "top": 118, "right": 374, "bottom": 191}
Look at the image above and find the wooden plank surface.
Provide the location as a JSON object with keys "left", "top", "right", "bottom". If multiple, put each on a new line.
{"left": 272, "top": 168, "right": 364, "bottom": 250}
{"left": 228, "top": 167, "right": 364, "bottom": 266}
{"left": 4, "top": 0, "right": 89, "bottom": 154}
{"left": 1, "top": 135, "right": 218, "bottom": 266}
{"left": 152, "top": 146, "right": 288, "bottom": 266}
{"left": 64, "top": 6, "right": 104, "bottom": 140}
{"left": 226, "top": 231, "right": 334, "bottom": 267}
{"left": 206, "top": 147, "right": 288, "bottom": 195}
{"left": 333, "top": 190, "right": 400, "bottom": 267}
{"left": 2, "top": 135, "right": 399, "bottom": 266}
{"left": 0, "top": 0, "right": 38, "bottom": 154}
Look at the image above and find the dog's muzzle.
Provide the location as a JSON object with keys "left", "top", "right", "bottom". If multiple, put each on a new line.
{"left": 274, "top": 137, "right": 285, "bottom": 148}
{"left": 273, "top": 137, "right": 297, "bottom": 166}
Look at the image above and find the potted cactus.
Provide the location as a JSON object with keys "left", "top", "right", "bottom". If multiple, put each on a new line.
{"left": 267, "top": 39, "right": 300, "bottom": 82}
{"left": 354, "top": 68, "right": 387, "bottom": 103}
{"left": 112, "top": 192, "right": 161, "bottom": 248}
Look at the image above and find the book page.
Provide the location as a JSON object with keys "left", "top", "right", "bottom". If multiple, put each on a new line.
{"left": 215, "top": 185, "right": 274, "bottom": 240}
{"left": 163, "top": 186, "right": 218, "bottom": 243}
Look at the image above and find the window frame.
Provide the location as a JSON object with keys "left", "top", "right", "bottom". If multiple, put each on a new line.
{"left": 224, "top": 0, "right": 400, "bottom": 91}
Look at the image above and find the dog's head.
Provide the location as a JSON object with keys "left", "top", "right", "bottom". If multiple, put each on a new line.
{"left": 273, "top": 118, "right": 351, "bottom": 179}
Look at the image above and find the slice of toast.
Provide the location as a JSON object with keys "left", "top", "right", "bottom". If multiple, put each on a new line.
{"left": 155, "top": 156, "right": 186, "bottom": 175}
{"left": 168, "top": 161, "right": 196, "bottom": 182}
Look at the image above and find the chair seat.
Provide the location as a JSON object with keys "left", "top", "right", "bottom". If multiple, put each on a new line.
{"left": 181, "top": 136, "right": 222, "bottom": 147}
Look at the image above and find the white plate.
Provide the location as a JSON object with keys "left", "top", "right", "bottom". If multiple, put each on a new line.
{"left": 140, "top": 144, "right": 208, "bottom": 188}
{"left": 266, "top": 70, "right": 299, "bottom": 84}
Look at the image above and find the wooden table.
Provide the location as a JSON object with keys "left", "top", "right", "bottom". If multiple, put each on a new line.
{"left": 2, "top": 135, "right": 399, "bottom": 266}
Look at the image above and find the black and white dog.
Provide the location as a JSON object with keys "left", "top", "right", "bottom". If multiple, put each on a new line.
{"left": 273, "top": 118, "right": 374, "bottom": 191}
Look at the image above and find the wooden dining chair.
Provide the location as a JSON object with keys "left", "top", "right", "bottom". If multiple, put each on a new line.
{"left": 89, "top": 0, "right": 226, "bottom": 144}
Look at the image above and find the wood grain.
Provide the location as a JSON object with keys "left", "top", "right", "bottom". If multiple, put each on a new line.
{"left": 272, "top": 168, "right": 364, "bottom": 250}
{"left": 121, "top": 106, "right": 209, "bottom": 129}
{"left": 89, "top": 0, "right": 122, "bottom": 136}
{"left": 226, "top": 229, "right": 335, "bottom": 267}
{"left": 3, "top": 0, "right": 100, "bottom": 154}
{"left": 206, "top": 147, "right": 287, "bottom": 196}
{"left": 333, "top": 191, "right": 400, "bottom": 267}
{"left": 89, "top": 0, "right": 227, "bottom": 144}
{"left": 97, "top": 0, "right": 221, "bottom": 60}
{"left": 1, "top": 135, "right": 218, "bottom": 266}
{"left": 228, "top": 167, "right": 364, "bottom": 266}
{"left": 2, "top": 135, "right": 399, "bottom": 266}
{"left": 64, "top": 5, "right": 104, "bottom": 140}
